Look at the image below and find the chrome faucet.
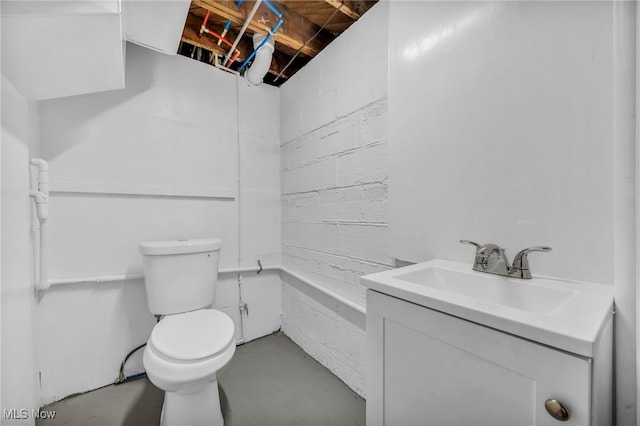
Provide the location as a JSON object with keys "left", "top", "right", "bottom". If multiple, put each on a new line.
{"left": 460, "top": 240, "right": 551, "bottom": 279}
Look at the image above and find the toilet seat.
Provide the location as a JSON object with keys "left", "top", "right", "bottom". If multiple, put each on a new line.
{"left": 149, "top": 309, "right": 234, "bottom": 362}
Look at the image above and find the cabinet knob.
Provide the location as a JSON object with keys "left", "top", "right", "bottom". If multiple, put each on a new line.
{"left": 545, "top": 399, "right": 570, "bottom": 421}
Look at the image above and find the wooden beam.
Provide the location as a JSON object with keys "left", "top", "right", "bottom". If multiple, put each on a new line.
{"left": 192, "top": 0, "right": 333, "bottom": 58}
{"left": 180, "top": 12, "right": 296, "bottom": 80}
{"left": 324, "top": 0, "right": 360, "bottom": 20}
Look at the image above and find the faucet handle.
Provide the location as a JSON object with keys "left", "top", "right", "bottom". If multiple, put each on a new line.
{"left": 460, "top": 240, "right": 484, "bottom": 266}
{"left": 460, "top": 240, "right": 508, "bottom": 273}
{"left": 459, "top": 239, "right": 480, "bottom": 248}
{"left": 460, "top": 240, "right": 503, "bottom": 256}
{"left": 460, "top": 240, "right": 484, "bottom": 270}
{"left": 510, "top": 246, "right": 552, "bottom": 279}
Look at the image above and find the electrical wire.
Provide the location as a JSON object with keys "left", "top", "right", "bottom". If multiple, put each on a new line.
{"left": 273, "top": 1, "right": 344, "bottom": 82}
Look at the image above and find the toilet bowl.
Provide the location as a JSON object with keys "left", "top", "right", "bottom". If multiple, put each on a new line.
{"left": 144, "top": 309, "right": 235, "bottom": 426}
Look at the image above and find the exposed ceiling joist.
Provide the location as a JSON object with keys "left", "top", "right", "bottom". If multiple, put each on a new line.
{"left": 181, "top": 12, "right": 297, "bottom": 79}
{"left": 324, "top": 0, "right": 360, "bottom": 20}
{"left": 192, "top": 0, "right": 333, "bottom": 57}
{"left": 178, "top": 0, "right": 379, "bottom": 86}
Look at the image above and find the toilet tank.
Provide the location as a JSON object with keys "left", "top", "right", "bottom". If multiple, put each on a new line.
{"left": 139, "top": 238, "right": 222, "bottom": 315}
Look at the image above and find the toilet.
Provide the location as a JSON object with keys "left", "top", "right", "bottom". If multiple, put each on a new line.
{"left": 139, "top": 238, "right": 235, "bottom": 426}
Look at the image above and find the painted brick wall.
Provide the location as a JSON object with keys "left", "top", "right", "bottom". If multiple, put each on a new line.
{"left": 279, "top": 1, "right": 389, "bottom": 397}
{"left": 282, "top": 100, "right": 390, "bottom": 303}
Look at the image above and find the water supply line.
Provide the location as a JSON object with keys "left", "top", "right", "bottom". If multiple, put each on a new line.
{"left": 223, "top": 0, "right": 263, "bottom": 66}
{"left": 200, "top": 10, "right": 240, "bottom": 66}
{"left": 29, "top": 158, "right": 50, "bottom": 293}
{"left": 115, "top": 342, "right": 147, "bottom": 384}
{"left": 260, "top": 0, "right": 282, "bottom": 17}
{"left": 218, "top": 20, "right": 232, "bottom": 46}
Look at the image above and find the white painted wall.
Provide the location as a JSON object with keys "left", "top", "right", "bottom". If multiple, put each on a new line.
{"left": 40, "top": 43, "right": 240, "bottom": 274}
{"left": 238, "top": 77, "right": 282, "bottom": 342}
{"left": 36, "top": 43, "right": 281, "bottom": 404}
{"left": 389, "top": 0, "right": 615, "bottom": 284}
{"left": 279, "top": 1, "right": 389, "bottom": 397}
{"left": 636, "top": 7, "right": 640, "bottom": 424}
{"left": 1, "top": 75, "right": 40, "bottom": 425}
{"left": 612, "top": 3, "right": 638, "bottom": 425}
{"left": 238, "top": 78, "right": 282, "bottom": 271}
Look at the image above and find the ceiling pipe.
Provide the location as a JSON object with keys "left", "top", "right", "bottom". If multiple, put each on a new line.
{"left": 237, "top": 16, "right": 282, "bottom": 70}
{"left": 237, "top": 0, "right": 283, "bottom": 80}
{"left": 244, "top": 32, "right": 275, "bottom": 86}
{"left": 261, "top": 0, "right": 282, "bottom": 17}
{"left": 223, "top": 0, "right": 263, "bottom": 66}
{"left": 29, "top": 158, "right": 50, "bottom": 293}
{"left": 218, "top": 19, "right": 232, "bottom": 46}
{"left": 200, "top": 10, "right": 240, "bottom": 63}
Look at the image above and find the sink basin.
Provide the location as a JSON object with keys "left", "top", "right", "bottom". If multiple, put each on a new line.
{"left": 361, "top": 259, "right": 613, "bottom": 357}
{"left": 396, "top": 266, "right": 577, "bottom": 315}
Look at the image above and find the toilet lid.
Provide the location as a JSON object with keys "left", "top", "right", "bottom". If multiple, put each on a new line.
{"left": 149, "top": 309, "right": 235, "bottom": 361}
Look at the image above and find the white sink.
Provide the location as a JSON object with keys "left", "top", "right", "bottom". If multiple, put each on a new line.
{"left": 396, "top": 266, "right": 577, "bottom": 315}
{"left": 361, "top": 259, "right": 613, "bottom": 357}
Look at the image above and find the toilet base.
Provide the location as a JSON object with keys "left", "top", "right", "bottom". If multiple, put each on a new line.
{"left": 160, "top": 380, "right": 224, "bottom": 426}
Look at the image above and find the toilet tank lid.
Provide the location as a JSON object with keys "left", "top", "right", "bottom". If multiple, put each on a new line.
{"left": 139, "top": 238, "right": 222, "bottom": 255}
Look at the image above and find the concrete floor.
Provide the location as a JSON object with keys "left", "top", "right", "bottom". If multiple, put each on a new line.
{"left": 37, "top": 332, "right": 365, "bottom": 426}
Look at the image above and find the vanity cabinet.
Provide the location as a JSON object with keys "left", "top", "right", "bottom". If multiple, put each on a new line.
{"left": 366, "top": 290, "right": 613, "bottom": 426}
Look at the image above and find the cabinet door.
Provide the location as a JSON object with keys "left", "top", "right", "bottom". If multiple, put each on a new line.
{"left": 367, "top": 290, "right": 591, "bottom": 426}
